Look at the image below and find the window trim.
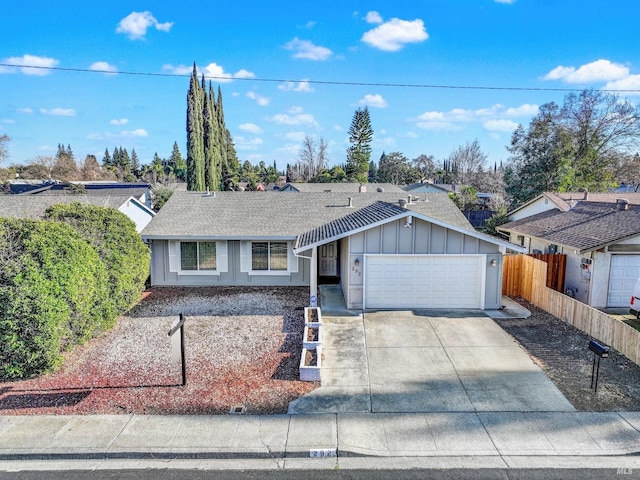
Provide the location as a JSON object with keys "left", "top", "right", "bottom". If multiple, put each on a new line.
{"left": 169, "top": 240, "right": 228, "bottom": 276}
{"left": 240, "top": 240, "right": 297, "bottom": 276}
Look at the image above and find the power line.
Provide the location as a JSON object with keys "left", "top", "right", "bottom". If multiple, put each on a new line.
{"left": 2, "top": 63, "right": 640, "bottom": 94}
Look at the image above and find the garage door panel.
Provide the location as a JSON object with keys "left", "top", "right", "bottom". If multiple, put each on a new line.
{"left": 608, "top": 255, "right": 640, "bottom": 307}
{"left": 365, "top": 255, "right": 483, "bottom": 309}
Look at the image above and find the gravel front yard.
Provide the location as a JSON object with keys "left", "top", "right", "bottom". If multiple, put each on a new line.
{"left": 496, "top": 298, "right": 640, "bottom": 411}
{"left": 0, "top": 287, "right": 317, "bottom": 415}
{"left": 3, "top": 290, "right": 640, "bottom": 415}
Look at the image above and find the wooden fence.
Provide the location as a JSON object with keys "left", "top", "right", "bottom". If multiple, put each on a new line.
{"left": 528, "top": 253, "right": 566, "bottom": 293}
{"left": 503, "top": 254, "right": 640, "bottom": 365}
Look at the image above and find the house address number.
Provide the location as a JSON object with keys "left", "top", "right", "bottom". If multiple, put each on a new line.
{"left": 309, "top": 448, "right": 337, "bottom": 458}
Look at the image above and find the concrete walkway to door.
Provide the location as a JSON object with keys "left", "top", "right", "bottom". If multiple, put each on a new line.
{"left": 288, "top": 286, "right": 574, "bottom": 414}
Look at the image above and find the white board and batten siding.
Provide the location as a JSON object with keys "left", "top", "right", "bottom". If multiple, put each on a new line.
{"left": 607, "top": 254, "right": 640, "bottom": 307}
{"left": 364, "top": 255, "right": 484, "bottom": 309}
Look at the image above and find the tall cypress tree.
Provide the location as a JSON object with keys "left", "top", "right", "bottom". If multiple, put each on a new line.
{"left": 203, "top": 81, "right": 222, "bottom": 191}
{"left": 186, "top": 63, "right": 205, "bottom": 191}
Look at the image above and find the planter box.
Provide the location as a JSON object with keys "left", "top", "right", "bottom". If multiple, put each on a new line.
{"left": 303, "top": 324, "right": 322, "bottom": 350}
{"left": 299, "top": 346, "right": 322, "bottom": 381}
{"left": 304, "top": 306, "right": 322, "bottom": 325}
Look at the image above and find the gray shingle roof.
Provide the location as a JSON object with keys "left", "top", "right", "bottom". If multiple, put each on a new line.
{"left": 498, "top": 201, "right": 640, "bottom": 253}
{"left": 295, "top": 201, "right": 407, "bottom": 249}
{"left": 141, "top": 191, "right": 474, "bottom": 240}
{"left": 0, "top": 195, "right": 136, "bottom": 219}
{"left": 281, "top": 182, "right": 404, "bottom": 193}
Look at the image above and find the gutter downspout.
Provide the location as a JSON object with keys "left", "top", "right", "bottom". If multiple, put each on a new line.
{"left": 294, "top": 246, "right": 318, "bottom": 307}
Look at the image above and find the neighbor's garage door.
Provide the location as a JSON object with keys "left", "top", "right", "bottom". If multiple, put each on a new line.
{"left": 607, "top": 255, "right": 640, "bottom": 307}
{"left": 364, "top": 255, "right": 484, "bottom": 309}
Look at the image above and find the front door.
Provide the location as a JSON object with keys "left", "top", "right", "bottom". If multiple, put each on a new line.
{"left": 319, "top": 241, "right": 338, "bottom": 277}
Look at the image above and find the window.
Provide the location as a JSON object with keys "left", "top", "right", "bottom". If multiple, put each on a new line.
{"left": 181, "top": 241, "right": 217, "bottom": 271}
{"left": 252, "top": 241, "right": 288, "bottom": 271}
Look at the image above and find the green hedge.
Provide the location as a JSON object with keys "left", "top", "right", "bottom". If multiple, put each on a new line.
{"left": 0, "top": 203, "right": 151, "bottom": 379}
{"left": 44, "top": 202, "right": 150, "bottom": 314}
{"left": 0, "top": 218, "right": 110, "bottom": 378}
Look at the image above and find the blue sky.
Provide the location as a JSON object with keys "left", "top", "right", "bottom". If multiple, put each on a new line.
{"left": 2, "top": 0, "right": 640, "bottom": 172}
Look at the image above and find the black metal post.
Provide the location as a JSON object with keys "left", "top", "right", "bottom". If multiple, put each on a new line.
{"left": 591, "top": 354, "right": 596, "bottom": 389}
{"left": 180, "top": 317, "right": 186, "bottom": 386}
{"left": 168, "top": 313, "right": 187, "bottom": 387}
{"left": 594, "top": 356, "right": 601, "bottom": 392}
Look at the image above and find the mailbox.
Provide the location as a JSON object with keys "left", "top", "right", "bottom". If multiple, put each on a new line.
{"left": 588, "top": 340, "right": 609, "bottom": 358}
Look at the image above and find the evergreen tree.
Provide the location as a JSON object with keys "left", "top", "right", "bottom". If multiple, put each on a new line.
{"left": 203, "top": 81, "right": 222, "bottom": 190}
{"left": 130, "top": 149, "right": 140, "bottom": 179}
{"left": 186, "top": 63, "right": 205, "bottom": 190}
{"left": 346, "top": 106, "right": 373, "bottom": 183}
{"left": 102, "top": 148, "right": 112, "bottom": 168}
{"left": 168, "top": 141, "right": 187, "bottom": 181}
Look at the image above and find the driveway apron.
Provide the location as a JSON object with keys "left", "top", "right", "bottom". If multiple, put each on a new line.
{"left": 365, "top": 310, "right": 575, "bottom": 413}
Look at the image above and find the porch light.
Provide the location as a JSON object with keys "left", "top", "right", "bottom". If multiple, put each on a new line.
{"left": 354, "top": 258, "right": 360, "bottom": 267}
{"left": 490, "top": 259, "right": 497, "bottom": 267}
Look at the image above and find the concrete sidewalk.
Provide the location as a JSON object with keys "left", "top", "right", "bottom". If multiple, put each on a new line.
{"left": 2, "top": 412, "right": 640, "bottom": 470}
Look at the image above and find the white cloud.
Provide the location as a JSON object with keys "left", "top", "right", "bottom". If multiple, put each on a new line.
{"left": 285, "top": 38, "right": 332, "bottom": 60}
{"left": 110, "top": 118, "right": 128, "bottom": 126}
{"left": 198, "top": 63, "right": 255, "bottom": 83}
{"left": 239, "top": 123, "right": 263, "bottom": 134}
{"left": 284, "top": 131, "right": 307, "bottom": 142}
{"left": 365, "top": 11, "right": 383, "bottom": 24}
{"left": 362, "top": 18, "right": 428, "bottom": 51}
{"left": 121, "top": 128, "right": 148, "bottom": 137}
{"left": 288, "top": 106, "right": 305, "bottom": 114}
{"left": 543, "top": 59, "right": 629, "bottom": 84}
{"left": 89, "top": 61, "right": 118, "bottom": 74}
{"left": 358, "top": 94, "right": 388, "bottom": 108}
{"left": 247, "top": 91, "right": 271, "bottom": 106}
{"left": 278, "top": 80, "right": 315, "bottom": 92}
{"left": 162, "top": 64, "right": 193, "bottom": 75}
{"left": 267, "top": 112, "right": 317, "bottom": 126}
{"left": 604, "top": 75, "right": 640, "bottom": 95}
{"left": 405, "top": 131, "right": 418, "bottom": 139}
{"left": 505, "top": 104, "right": 539, "bottom": 116}
{"left": 235, "top": 136, "right": 263, "bottom": 151}
{"left": 116, "top": 11, "right": 173, "bottom": 40}
{"left": 484, "top": 119, "right": 519, "bottom": 132}
{"left": 40, "top": 108, "right": 76, "bottom": 117}
{"left": 495, "top": 0, "right": 516, "bottom": 3}
{"left": 1, "top": 54, "right": 59, "bottom": 76}
{"left": 18, "top": 107, "right": 34, "bottom": 115}
{"left": 413, "top": 103, "right": 537, "bottom": 132}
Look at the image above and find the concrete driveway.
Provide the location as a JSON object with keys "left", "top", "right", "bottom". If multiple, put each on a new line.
{"left": 289, "top": 307, "right": 575, "bottom": 414}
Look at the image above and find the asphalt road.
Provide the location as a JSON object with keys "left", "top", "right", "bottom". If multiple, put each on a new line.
{"left": 0, "top": 469, "right": 631, "bottom": 480}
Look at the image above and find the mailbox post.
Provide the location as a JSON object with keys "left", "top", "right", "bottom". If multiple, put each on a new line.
{"left": 168, "top": 313, "right": 187, "bottom": 386}
{"left": 588, "top": 340, "right": 609, "bottom": 392}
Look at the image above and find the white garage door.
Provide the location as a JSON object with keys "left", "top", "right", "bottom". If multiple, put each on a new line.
{"left": 607, "top": 255, "right": 640, "bottom": 307}
{"left": 364, "top": 255, "right": 484, "bottom": 309}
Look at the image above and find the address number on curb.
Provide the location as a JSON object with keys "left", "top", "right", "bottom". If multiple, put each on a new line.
{"left": 309, "top": 448, "right": 337, "bottom": 458}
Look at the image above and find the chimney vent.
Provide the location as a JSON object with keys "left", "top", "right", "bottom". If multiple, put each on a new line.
{"left": 359, "top": 184, "right": 367, "bottom": 193}
{"left": 616, "top": 198, "right": 629, "bottom": 211}
{"left": 348, "top": 197, "right": 353, "bottom": 208}
{"left": 399, "top": 199, "right": 408, "bottom": 208}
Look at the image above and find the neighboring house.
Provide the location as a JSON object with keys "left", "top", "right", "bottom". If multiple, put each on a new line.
{"left": 141, "top": 191, "right": 523, "bottom": 310}
{"left": 279, "top": 182, "right": 404, "bottom": 193}
{"left": 7, "top": 181, "right": 152, "bottom": 208}
{"left": 498, "top": 199, "right": 640, "bottom": 308}
{"left": 0, "top": 194, "right": 155, "bottom": 233}
{"left": 404, "top": 182, "right": 453, "bottom": 194}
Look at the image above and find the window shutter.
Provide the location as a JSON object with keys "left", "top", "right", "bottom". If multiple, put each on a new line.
{"left": 168, "top": 241, "right": 179, "bottom": 272}
{"left": 240, "top": 241, "right": 251, "bottom": 272}
{"left": 218, "top": 241, "right": 228, "bottom": 272}
{"left": 288, "top": 242, "right": 299, "bottom": 273}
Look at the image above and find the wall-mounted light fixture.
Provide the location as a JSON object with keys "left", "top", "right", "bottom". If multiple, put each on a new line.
{"left": 354, "top": 258, "right": 360, "bottom": 267}
{"left": 490, "top": 259, "right": 497, "bottom": 267}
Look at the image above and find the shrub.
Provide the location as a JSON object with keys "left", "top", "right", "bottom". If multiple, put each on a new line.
{"left": 0, "top": 218, "right": 109, "bottom": 378}
{"left": 44, "top": 202, "right": 150, "bottom": 314}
